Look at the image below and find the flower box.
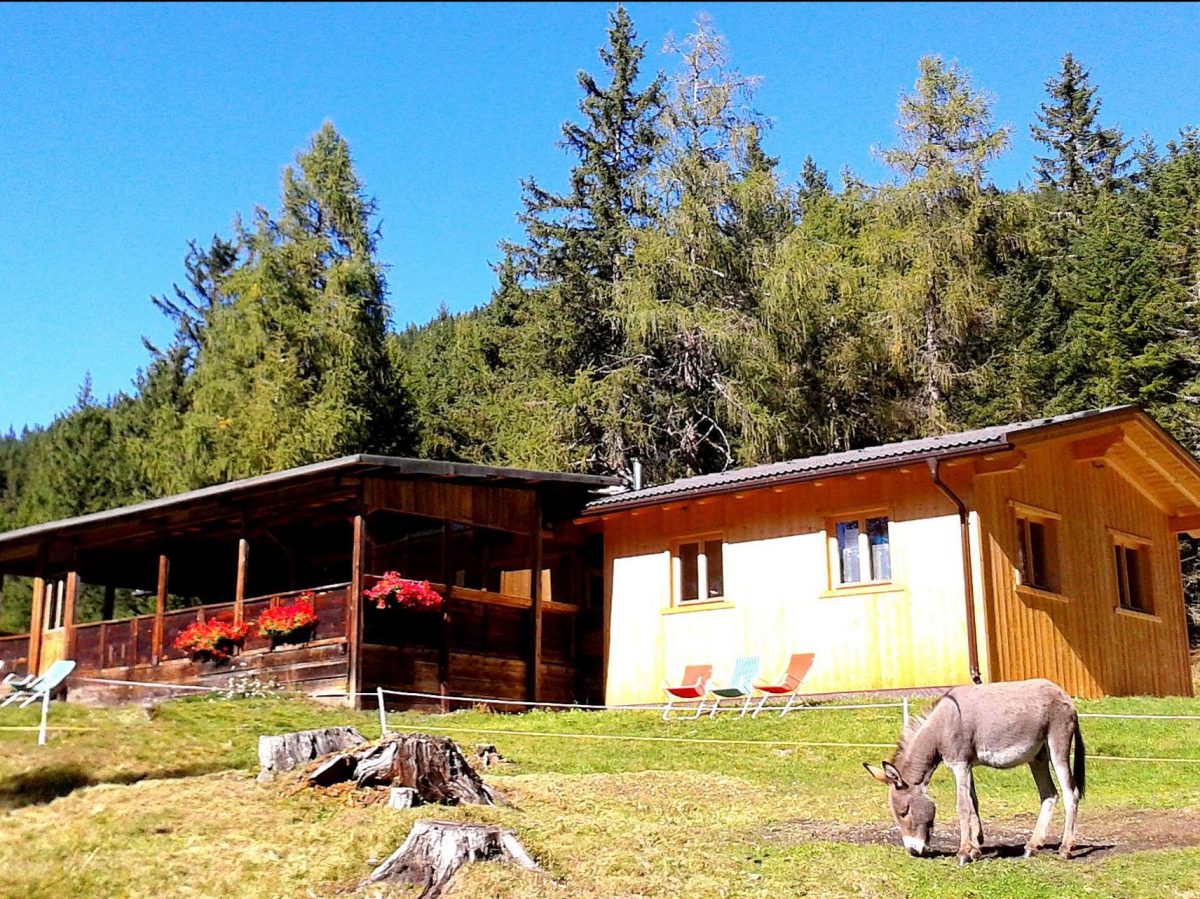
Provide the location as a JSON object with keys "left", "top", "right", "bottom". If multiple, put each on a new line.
{"left": 365, "top": 571, "right": 444, "bottom": 611}
{"left": 173, "top": 619, "right": 251, "bottom": 664}
{"left": 255, "top": 595, "right": 319, "bottom": 649}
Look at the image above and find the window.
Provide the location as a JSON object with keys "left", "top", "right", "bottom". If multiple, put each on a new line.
{"left": 1112, "top": 533, "right": 1152, "bottom": 614}
{"left": 672, "top": 537, "right": 724, "bottom": 604}
{"left": 831, "top": 515, "right": 891, "bottom": 586}
{"left": 1015, "top": 512, "right": 1060, "bottom": 593}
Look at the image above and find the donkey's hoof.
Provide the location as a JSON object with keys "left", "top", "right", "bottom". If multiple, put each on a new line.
{"left": 957, "top": 853, "right": 973, "bottom": 867}
{"left": 1023, "top": 845, "right": 1040, "bottom": 859}
{"left": 1058, "top": 845, "right": 1075, "bottom": 860}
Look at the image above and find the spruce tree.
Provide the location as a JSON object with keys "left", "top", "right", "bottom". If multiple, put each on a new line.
{"left": 1031, "top": 53, "right": 1129, "bottom": 193}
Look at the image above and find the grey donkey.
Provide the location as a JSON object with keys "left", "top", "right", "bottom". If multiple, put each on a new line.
{"left": 864, "top": 679, "right": 1085, "bottom": 864}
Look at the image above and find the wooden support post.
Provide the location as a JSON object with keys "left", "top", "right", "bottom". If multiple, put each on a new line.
{"left": 152, "top": 553, "right": 169, "bottom": 665}
{"left": 527, "top": 494, "right": 543, "bottom": 702}
{"left": 101, "top": 584, "right": 116, "bottom": 622}
{"left": 439, "top": 521, "right": 452, "bottom": 713}
{"left": 28, "top": 574, "right": 46, "bottom": 675}
{"left": 234, "top": 537, "right": 250, "bottom": 626}
{"left": 348, "top": 514, "right": 366, "bottom": 705}
{"left": 63, "top": 571, "right": 80, "bottom": 662}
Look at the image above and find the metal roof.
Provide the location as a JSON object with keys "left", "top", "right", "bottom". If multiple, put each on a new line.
{"left": 583, "top": 406, "right": 1137, "bottom": 514}
{"left": 0, "top": 454, "right": 621, "bottom": 548}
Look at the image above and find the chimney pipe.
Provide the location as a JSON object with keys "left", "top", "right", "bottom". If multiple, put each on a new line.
{"left": 631, "top": 458, "right": 643, "bottom": 492}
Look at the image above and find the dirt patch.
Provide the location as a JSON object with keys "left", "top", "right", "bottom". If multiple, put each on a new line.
{"left": 764, "top": 808, "right": 1200, "bottom": 862}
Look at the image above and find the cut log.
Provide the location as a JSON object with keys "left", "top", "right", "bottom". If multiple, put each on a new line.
{"left": 363, "top": 820, "right": 541, "bottom": 898}
{"left": 257, "top": 727, "right": 365, "bottom": 782}
{"left": 305, "top": 732, "right": 500, "bottom": 806}
{"left": 388, "top": 786, "right": 418, "bottom": 809}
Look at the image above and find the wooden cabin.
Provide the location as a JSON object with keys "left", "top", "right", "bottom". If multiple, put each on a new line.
{"left": 1, "top": 406, "right": 1196, "bottom": 707}
{"left": 0, "top": 457, "right": 617, "bottom": 707}
{"left": 582, "top": 406, "right": 1200, "bottom": 703}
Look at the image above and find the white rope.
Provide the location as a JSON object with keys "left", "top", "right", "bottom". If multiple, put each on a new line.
{"left": 1079, "top": 712, "right": 1200, "bottom": 721}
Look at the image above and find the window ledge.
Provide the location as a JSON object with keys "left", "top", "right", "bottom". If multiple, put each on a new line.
{"left": 1115, "top": 606, "right": 1161, "bottom": 623}
{"left": 661, "top": 599, "right": 735, "bottom": 615}
{"left": 819, "top": 581, "right": 903, "bottom": 598}
{"left": 1015, "top": 584, "right": 1070, "bottom": 604}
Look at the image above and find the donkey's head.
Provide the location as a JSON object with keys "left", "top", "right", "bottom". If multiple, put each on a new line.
{"left": 864, "top": 761, "right": 935, "bottom": 856}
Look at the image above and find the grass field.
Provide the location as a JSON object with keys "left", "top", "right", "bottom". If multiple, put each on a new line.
{"left": 2, "top": 693, "right": 1200, "bottom": 897}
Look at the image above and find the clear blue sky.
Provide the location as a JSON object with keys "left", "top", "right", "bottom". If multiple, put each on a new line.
{"left": 2, "top": 2, "right": 1197, "bottom": 433}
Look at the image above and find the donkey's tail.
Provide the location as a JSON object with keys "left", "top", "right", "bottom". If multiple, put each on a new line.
{"left": 1072, "top": 720, "right": 1086, "bottom": 801}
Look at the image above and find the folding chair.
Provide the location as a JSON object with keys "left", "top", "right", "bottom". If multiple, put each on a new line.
{"left": 1, "top": 659, "right": 76, "bottom": 708}
{"left": 752, "top": 652, "right": 815, "bottom": 717}
{"left": 707, "top": 656, "right": 761, "bottom": 717}
{"left": 662, "top": 664, "right": 713, "bottom": 721}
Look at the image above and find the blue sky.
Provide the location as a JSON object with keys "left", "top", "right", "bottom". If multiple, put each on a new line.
{"left": 2, "top": 2, "right": 1197, "bottom": 432}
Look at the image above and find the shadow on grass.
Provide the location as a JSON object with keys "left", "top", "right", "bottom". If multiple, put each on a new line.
{"left": 0, "top": 762, "right": 224, "bottom": 811}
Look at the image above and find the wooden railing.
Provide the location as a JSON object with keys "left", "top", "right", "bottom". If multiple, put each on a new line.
{"left": 70, "top": 582, "right": 352, "bottom": 672}
{"left": 0, "top": 633, "right": 30, "bottom": 677}
{"left": 363, "top": 575, "right": 579, "bottom": 615}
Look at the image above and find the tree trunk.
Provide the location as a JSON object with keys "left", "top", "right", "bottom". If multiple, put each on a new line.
{"left": 257, "top": 727, "right": 365, "bottom": 782}
{"left": 363, "top": 820, "right": 541, "bottom": 898}
{"left": 305, "top": 732, "right": 500, "bottom": 805}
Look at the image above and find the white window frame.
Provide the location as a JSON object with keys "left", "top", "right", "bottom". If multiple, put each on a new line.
{"left": 826, "top": 510, "right": 893, "bottom": 589}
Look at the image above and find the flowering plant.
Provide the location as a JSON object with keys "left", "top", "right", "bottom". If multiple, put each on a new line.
{"left": 364, "top": 571, "right": 443, "bottom": 610}
{"left": 173, "top": 619, "right": 251, "bottom": 662}
{"left": 255, "top": 595, "right": 319, "bottom": 640}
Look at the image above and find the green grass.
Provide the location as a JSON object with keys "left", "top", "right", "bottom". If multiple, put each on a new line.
{"left": 2, "top": 694, "right": 1200, "bottom": 897}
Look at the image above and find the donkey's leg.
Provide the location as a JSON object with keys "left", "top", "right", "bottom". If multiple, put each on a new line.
{"left": 950, "top": 763, "right": 982, "bottom": 864}
{"left": 1049, "top": 733, "right": 1078, "bottom": 859}
{"left": 1025, "top": 753, "right": 1058, "bottom": 857}
{"left": 969, "top": 775, "right": 984, "bottom": 850}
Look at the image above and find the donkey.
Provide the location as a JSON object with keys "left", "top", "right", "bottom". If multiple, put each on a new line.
{"left": 864, "top": 678, "right": 1085, "bottom": 864}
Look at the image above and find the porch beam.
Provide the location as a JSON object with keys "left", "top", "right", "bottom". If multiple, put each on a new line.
{"left": 151, "top": 553, "right": 169, "bottom": 664}
{"left": 528, "top": 493, "right": 543, "bottom": 702}
{"left": 234, "top": 537, "right": 250, "bottom": 626}
{"left": 28, "top": 574, "right": 46, "bottom": 674}
{"left": 63, "top": 570, "right": 80, "bottom": 662}
{"left": 439, "top": 521, "right": 452, "bottom": 713}
{"left": 347, "top": 514, "right": 366, "bottom": 704}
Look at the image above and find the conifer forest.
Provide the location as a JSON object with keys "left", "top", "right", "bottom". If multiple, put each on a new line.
{"left": 4, "top": 11, "right": 1200, "bottom": 632}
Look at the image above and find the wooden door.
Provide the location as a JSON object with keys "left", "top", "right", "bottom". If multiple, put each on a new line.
{"left": 38, "top": 577, "right": 68, "bottom": 673}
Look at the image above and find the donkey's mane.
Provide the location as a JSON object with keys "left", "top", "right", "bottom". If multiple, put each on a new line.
{"left": 892, "top": 692, "right": 953, "bottom": 764}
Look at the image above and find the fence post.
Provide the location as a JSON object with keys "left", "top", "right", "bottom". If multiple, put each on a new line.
{"left": 377, "top": 687, "right": 387, "bottom": 738}
{"left": 38, "top": 689, "right": 50, "bottom": 746}
{"left": 902, "top": 697, "right": 910, "bottom": 729}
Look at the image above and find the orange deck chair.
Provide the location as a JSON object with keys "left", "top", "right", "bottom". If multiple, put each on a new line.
{"left": 662, "top": 664, "right": 713, "bottom": 721}
{"left": 752, "top": 653, "right": 815, "bottom": 717}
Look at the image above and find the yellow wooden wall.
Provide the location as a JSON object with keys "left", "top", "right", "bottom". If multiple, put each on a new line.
{"left": 975, "top": 438, "right": 1193, "bottom": 698}
{"left": 602, "top": 469, "right": 985, "bottom": 706}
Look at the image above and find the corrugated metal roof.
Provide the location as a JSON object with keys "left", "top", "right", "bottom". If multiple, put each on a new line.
{"left": 0, "top": 455, "right": 621, "bottom": 548}
{"left": 583, "top": 406, "right": 1136, "bottom": 513}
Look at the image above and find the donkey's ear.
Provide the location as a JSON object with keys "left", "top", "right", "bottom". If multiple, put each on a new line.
{"left": 863, "top": 762, "right": 892, "bottom": 784}
{"left": 880, "top": 761, "right": 907, "bottom": 788}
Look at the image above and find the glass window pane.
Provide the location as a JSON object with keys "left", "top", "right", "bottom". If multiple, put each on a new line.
{"left": 1114, "top": 545, "right": 1127, "bottom": 607}
{"left": 679, "top": 542, "right": 699, "bottom": 603}
{"left": 1125, "top": 547, "right": 1143, "bottom": 610}
{"left": 1029, "top": 521, "right": 1047, "bottom": 589}
{"left": 867, "top": 517, "right": 891, "bottom": 580}
{"left": 837, "top": 521, "right": 861, "bottom": 583}
{"left": 704, "top": 540, "right": 724, "bottom": 598}
{"left": 1016, "top": 518, "right": 1030, "bottom": 584}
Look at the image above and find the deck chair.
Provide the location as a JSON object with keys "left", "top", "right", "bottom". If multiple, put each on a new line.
{"left": 662, "top": 664, "right": 713, "bottom": 721}
{"left": 1, "top": 659, "right": 76, "bottom": 709}
{"left": 707, "top": 656, "right": 761, "bottom": 717}
{"left": 752, "top": 652, "right": 815, "bottom": 717}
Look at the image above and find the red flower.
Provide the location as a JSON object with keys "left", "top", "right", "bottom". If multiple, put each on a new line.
{"left": 173, "top": 619, "right": 251, "bottom": 661}
{"left": 255, "top": 595, "right": 319, "bottom": 639}
{"left": 364, "top": 571, "right": 443, "bottom": 610}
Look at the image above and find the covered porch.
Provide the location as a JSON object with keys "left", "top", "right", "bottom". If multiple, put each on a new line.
{"left": 0, "top": 456, "right": 618, "bottom": 708}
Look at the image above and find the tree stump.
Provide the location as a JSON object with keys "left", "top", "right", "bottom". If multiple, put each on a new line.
{"left": 257, "top": 727, "right": 365, "bottom": 782}
{"left": 304, "top": 732, "right": 500, "bottom": 805}
{"left": 362, "top": 820, "right": 541, "bottom": 898}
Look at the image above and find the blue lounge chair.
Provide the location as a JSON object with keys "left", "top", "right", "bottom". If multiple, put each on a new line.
{"left": 707, "top": 656, "right": 760, "bottom": 717}
{"left": 2, "top": 659, "right": 76, "bottom": 708}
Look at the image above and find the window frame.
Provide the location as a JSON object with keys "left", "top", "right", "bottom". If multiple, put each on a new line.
{"left": 1109, "top": 528, "right": 1155, "bottom": 617}
{"left": 825, "top": 509, "right": 894, "bottom": 591}
{"left": 1010, "top": 501, "right": 1063, "bottom": 599}
{"left": 669, "top": 532, "right": 726, "bottom": 607}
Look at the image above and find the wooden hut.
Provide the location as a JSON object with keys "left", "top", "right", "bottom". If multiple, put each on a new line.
{"left": 583, "top": 406, "right": 1200, "bottom": 702}
{"left": 0, "top": 457, "right": 618, "bottom": 707}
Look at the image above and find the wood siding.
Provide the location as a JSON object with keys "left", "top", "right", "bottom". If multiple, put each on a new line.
{"left": 602, "top": 468, "right": 982, "bottom": 706}
{"left": 976, "top": 435, "right": 1193, "bottom": 698}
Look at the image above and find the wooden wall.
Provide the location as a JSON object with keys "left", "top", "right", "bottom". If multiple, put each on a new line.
{"left": 601, "top": 469, "right": 983, "bottom": 706}
{"left": 975, "top": 437, "right": 1193, "bottom": 697}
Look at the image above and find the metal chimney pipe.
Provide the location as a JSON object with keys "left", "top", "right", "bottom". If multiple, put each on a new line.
{"left": 631, "top": 458, "right": 643, "bottom": 492}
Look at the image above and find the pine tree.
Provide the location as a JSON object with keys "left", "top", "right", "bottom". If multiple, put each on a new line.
{"left": 1031, "top": 53, "right": 1129, "bottom": 193}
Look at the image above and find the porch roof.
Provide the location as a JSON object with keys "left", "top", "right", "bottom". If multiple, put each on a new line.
{"left": 0, "top": 455, "right": 620, "bottom": 569}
